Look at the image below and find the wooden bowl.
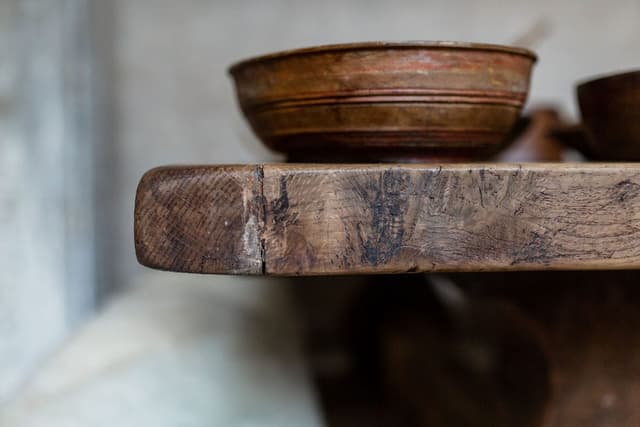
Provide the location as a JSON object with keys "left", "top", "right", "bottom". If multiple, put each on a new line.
{"left": 577, "top": 70, "right": 640, "bottom": 160}
{"left": 229, "top": 41, "right": 537, "bottom": 162}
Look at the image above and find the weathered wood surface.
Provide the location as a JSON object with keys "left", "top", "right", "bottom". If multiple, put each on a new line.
{"left": 135, "top": 165, "right": 264, "bottom": 274}
{"left": 135, "top": 163, "right": 640, "bottom": 275}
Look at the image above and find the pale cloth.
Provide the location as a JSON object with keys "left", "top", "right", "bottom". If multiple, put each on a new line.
{"left": 0, "top": 273, "right": 324, "bottom": 427}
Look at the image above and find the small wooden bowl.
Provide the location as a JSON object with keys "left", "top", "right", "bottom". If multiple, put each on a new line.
{"left": 577, "top": 70, "right": 640, "bottom": 161}
{"left": 230, "top": 41, "right": 536, "bottom": 162}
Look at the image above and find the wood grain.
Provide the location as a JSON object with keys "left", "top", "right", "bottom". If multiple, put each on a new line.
{"left": 135, "top": 165, "right": 264, "bottom": 274}
{"left": 135, "top": 163, "right": 640, "bottom": 275}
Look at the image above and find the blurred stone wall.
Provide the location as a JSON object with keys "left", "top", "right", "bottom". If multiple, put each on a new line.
{"left": 0, "top": 0, "right": 104, "bottom": 400}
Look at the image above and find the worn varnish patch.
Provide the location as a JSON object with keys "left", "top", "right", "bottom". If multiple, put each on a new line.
{"left": 135, "top": 163, "right": 640, "bottom": 275}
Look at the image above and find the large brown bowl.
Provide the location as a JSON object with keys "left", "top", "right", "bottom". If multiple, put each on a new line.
{"left": 230, "top": 41, "right": 537, "bottom": 161}
{"left": 576, "top": 70, "right": 640, "bottom": 160}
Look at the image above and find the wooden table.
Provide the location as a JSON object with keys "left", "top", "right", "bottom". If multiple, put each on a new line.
{"left": 135, "top": 162, "right": 640, "bottom": 426}
{"left": 136, "top": 163, "right": 640, "bottom": 275}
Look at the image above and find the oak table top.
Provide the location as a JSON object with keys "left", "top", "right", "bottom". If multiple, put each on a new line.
{"left": 134, "top": 163, "right": 640, "bottom": 275}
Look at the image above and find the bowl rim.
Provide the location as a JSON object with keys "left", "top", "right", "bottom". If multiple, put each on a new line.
{"left": 229, "top": 41, "right": 537, "bottom": 74}
{"left": 577, "top": 69, "right": 640, "bottom": 92}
